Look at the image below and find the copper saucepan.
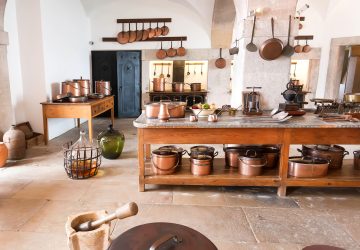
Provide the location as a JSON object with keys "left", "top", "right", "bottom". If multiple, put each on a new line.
{"left": 147, "top": 22, "right": 155, "bottom": 39}
{"left": 161, "top": 22, "right": 169, "bottom": 36}
{"left": 128, "top": 23, "right": 136, "bottom": 43}
{"left": 215, "top": 48, "right": 226, "bottom": 69}
{"left": 141, "top": 23, "right": 149, "bottom": 41}
{"left": 117, "top": 23, "right": 129, "bottom": 44}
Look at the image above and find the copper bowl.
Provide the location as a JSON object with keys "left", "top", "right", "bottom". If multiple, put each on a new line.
{"left": 190, "top": 155, "right": 212, "bottom": 176}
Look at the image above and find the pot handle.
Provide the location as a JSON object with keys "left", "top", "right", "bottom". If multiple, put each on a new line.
{"left": 245, "top": 149, "right": 257, "bottom": 157}
{"left": 213, "top": 151, "right": 219, "bottom": 157}
{"left": 181, "top": 150, "right": 187, "bottom": 156}
{"left": 184, "top": 149, "right": 190, "bottom": 156}
{"left": 297, "top": 148, "right": 303, "bottom": 155}
{"left": 151, "top": 154, "right": 179, "bottom": 171}
{"left": 343, "top": 150, "right": 350, "bottom": 156}
{"left": 239, "top": 158, "right": 267, "bottom": 167}
{"left": 149, "top": 234, "right": 182, "bottom": 250}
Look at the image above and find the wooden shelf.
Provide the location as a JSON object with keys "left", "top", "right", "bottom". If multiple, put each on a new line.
{"left": 117, "top": 18, "right": 172, "bottom": 23}
{"left": 144, "top": 158, "right": 280, "bottom": 187}
{"left": 102, "top": 36, "right": 187, "bottom": 42}
{"left": 294, "top": 35, "right": 314, "bottom": 41}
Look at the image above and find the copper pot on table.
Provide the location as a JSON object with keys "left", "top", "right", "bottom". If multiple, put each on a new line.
{"left": 152, "top": 78, "right": 166, "bottom": 92}
{"left": 62, "top": 81, "right": 81, "bottom": 96}
{"left": 171, "top": 82, "right": 185, "bottom": 92}
{"left": 95, "top": 81, "right": 111, "bottom": 96}
{"left": 73, "top": 77, "right": 91, "bottom": 96}
{"left": 145, "top": 102, "right": 186, "bottom": 119}
{"left": 188, "top": 83, "right": 201, "bottom": 91}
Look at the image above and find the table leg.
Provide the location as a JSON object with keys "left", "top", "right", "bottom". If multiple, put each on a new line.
{"left": 278, "top": 129, "right": 291, "bottom": 197}
{"left": 138, "top": 129, "right": 145, "bottom": 192}
{"left": 277, "top": 186, "right": 287, "bottom": 197}
{"left": 145, "top": 144, "right": 151, "bottom": 160}
{"left": 88, "top": 117, "right": 93, "bottom": 143}
{"left": 76, "top": 118, "right": 80, "bottom": 128}
{"left": 42, "top": 106, "right": 48, "bottom": 145}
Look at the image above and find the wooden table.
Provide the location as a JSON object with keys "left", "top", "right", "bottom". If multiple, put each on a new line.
{"left": 41, "top": 96, "right": 114, "bottom": 144}
{"left": 133, "top": 113, "right": 360, "bottom": 196}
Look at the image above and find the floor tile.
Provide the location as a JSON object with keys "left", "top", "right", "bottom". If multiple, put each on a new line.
{"left": 243, "top": 207, "right": 358, "bottom": 249}
{"left": 212, "top": 241, "right": 302, "bottom": 250}
{"left": 172, "top": 186, "right": 227, "bottom": 206}
{"left": 328, "top": 210, "right": 360, "bottom": 245}
{"left": 0, "top": 179, "right": 31, "bottom": 198}
{"left": 0, "top": 199, "right": 47, "bottom": 230}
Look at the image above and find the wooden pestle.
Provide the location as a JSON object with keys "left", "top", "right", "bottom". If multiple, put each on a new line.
{"left": 75, "top": 202, "right": 138, "bottom": 232}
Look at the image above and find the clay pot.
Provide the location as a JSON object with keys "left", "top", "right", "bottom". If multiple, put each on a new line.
{"left": 0, "top": 142, "right": 8, "bottom": 167}
{"left": 3, "top": 125, "right": 26, "bottom": 160}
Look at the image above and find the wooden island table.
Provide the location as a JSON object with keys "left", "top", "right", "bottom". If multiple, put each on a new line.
{"left": 41, "top": 96, "right": 114, "bottom": 144}
{"left": 133, "top": 112, "right": 360, "bottom": 196}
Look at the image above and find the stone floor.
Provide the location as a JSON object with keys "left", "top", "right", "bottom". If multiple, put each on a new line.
{"left": 0, "top": 118, "right": 360, "bottom": 250}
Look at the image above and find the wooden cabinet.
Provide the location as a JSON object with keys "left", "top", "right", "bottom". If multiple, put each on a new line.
{"left": 134, "top": 114, "right": 360, "bottom": 196}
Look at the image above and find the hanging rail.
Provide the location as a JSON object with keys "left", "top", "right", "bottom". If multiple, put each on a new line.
{"left": 102, "top": 36, "right": 187, "bottom": 42}
{"left": 117, "top": 18, "right": 172, "bottom": 23}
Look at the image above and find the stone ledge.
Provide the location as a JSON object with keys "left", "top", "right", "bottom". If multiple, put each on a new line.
{"left": 0, "top": 31, "right": 9, "bottom": 45}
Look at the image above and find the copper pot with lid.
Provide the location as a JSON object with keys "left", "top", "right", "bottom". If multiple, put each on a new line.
{"left": 238, "top": 150, "right": 267, "bottom": 176}
{"left": 152, "top": 78, "right": 166, "bottom": 92}
{"left": 186, "top": 145, "right": 218, "bottom": 159}
{"left": 62, "top": 81, "right": 81, "bottom": 96}
{"left": 95, "top": 81, "right": 111, "bottom": 96}
{"left": 172, "top": 82, "right": 185, "bottom": 92}
{"left": 73, "top": 77, "right": 91, "bottom": 96}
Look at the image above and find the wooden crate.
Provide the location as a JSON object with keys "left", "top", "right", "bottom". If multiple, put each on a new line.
{"left": 26, "top": 132, "right": 44, "bottom": 148}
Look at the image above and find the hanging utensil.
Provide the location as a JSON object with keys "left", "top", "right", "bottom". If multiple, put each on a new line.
{"left": 141, "top": 23, "right": 149, "bottom": 41}
{"left": 302, "top": 40, "right": 311, "bottom": 53}
{"left": 135, "top": 23, "right": 142, "bottom": 41}
{"left": 282, "top": 15, "right": 295, "bottom": 56}
{"left": 147, "top": 22, "right": 155, "bottom": 39}
{"left": 128, "top": 22, "right": 136, "bottom": 43}
{"left": 229, "top": 39, "right": 239, "bottom": 55}
{"left": 194, "top": 65, "right": 196, "bottom": 75}
{"left": 187, "top": 64, "right": 190, "bottom": 76}
{"left": 160, "top": 63, "right": 165, "bottom": 78}
{"left": 215, "top": 48, "right": 226, "bottom": 69}
{"left": 154, "top": 64, "right": 157, "bottom": 76}
{"left": 117, "top": 23, "right": 129, "bottom": 44}
{"left": 156, "top": 42, "right": 167, "bottom": 59}
{"left": 201, "top": 64, "right": 203, "bottom": 75}
{"left": 161, "top": 21, "right": 170, "bottom": 36}
{"left": 167, "top": 41, "right": 177, "bottom": 57}
{"left": 294, "top": 40, "right": 303, "bottom": 53}
{"left": 154, "top": 22, "right": 162, "bottom": 37}
{"left": 177, "top": 39, "right": 186, "bottom": 56}
{"left": 167, "top": 64, "right": 171, "bottom": 78}
{"left": 246, "top": 14, "right": 257, "bottom": 52}
{"left": 259, "top": 18, "right": 284, "bottom": 61}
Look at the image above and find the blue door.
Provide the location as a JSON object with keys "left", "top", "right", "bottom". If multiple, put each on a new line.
{"left": 117, "top": 51, "right": 141, "bottom": 118}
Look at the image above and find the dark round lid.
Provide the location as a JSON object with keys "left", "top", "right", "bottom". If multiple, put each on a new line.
{"left": 108, "top": 222, "right": 217, "bottom": 250}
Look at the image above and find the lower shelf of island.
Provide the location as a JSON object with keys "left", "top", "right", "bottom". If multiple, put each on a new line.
{"left": 144, "top": 158, "right": 280, "bottom": 187}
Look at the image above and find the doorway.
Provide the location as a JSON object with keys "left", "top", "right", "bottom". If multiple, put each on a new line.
{"left": 91, "top": 50, "right": 141, "bottom": 118}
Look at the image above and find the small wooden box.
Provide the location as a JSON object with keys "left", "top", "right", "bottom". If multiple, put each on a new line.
{"left": 26, "top": 132, "right": 44, "bottom": 148}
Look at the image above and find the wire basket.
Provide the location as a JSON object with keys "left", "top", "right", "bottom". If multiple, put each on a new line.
{"left": 63, "top": 141, "right": 102, "bottom": 179}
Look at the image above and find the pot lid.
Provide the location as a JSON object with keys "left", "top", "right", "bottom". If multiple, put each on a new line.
{"left": 304, "top": 144, "right": 344, "bottom": 152}
{"left": 191, "top": 146, "right": 215, "bottom": 152}
{"left": 108, "top": 222, "right": 217, "bottom": 250}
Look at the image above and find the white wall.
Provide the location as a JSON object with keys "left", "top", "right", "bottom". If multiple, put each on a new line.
{"left": 88, "top": 0, "right": 213, "bottom": 50}
{"left": 297, "top": 0, "right": 360, "bottom": 98}
{"left": 4, "top": 0, "right": 91, "bottom": 139}
{"left": 4, "top": 0, "right": 26, "bottom": 124}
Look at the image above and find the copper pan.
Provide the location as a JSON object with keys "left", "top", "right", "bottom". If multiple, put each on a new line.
{"left": 135, "top": 23, "right": 142, "bottom": 41}
{"left": 156, "top": 42, "right": 167, "bottom": 60}
{"left": 117, "top": 23, "right": 129, "bottom": 44}
{"left": 166, "top": 41, "right": 177, "bottom": 57}
{"left": 177, "top": 40, "right": 186, "bottom": 56}
{"left": 294, "top": 40, "right": 303, "bottom": 53}
{"left": 161, "top": 22, "right": 169, "bottom": 36}
{"left": 154, "top": 22, "right": 162, "bottom": 37}
{"left": 147, "top": 22, "right": 155, "bottom": 39}
{"left": 259, "top": 18, "right": 283, "bottom": 61}
{"left": 215, "top": 48, "right": 226, "bottom": 69}
{"left": 128, "top": 23, "right": 136, "bottom": 43}
{"left": 288, "top": 157, "right": 328, "bottom": 178}
{"left": 141, "top": 23, "right": 149, "bottom": 41}
{"left": 302, "top": 40, "right": 311, "bottom": 53}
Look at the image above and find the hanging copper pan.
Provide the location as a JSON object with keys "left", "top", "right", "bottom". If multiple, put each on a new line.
{"left": 128, "top": 23, "right": 136, "bottom": 43}
{"left": 177, "top": 40, "right": 186, "bottom": 56}
{"left": 215, "top": 48, "right": 226, "bottom": 69}
{"left": 259, "top": 18, "right": 283, "bottom": 61}
{"left": 154, "top": 22, "right": 162, "bottom": 37}
{"left": 117, "top": 23, "right": 129, "bottom": 44}
{"left": 167, "top": 41, "right": 177, "bottom": 57}
{"left": 135, "top": 23, "right": 142, "bottom": 41}
{"left": 147, "top": 22, "right": 155, "bottom": 39}
{"left": 141, "top": 23, "right": 149, "bottom": 41}
{"left": 156, "top": 42, "right": 167, "bottom": 60}
{"left": 161, "top": 22, "right": 169, "bottom": 36}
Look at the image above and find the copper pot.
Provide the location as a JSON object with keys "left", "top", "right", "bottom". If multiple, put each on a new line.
{"left": 238, "top": 150, "right": 266, "bottom": 176}
{"left": 152, "top": 78, "right": 165, "bottom": 92}
{"left": 172, "top": 82, "right": 184, "bottom": 92}
{"left": 151, "top": 150, "right": 179, "bottom": 175}
{"left": 354, "top": 151, "right": 360, "bottom": 170}
{"left": 145, "top": 102, "right": 186, "bottom": 119}
{"left": 191, "top": 155, "right": 212, "bottom": 176}
{"left": 158, "top": 146, "right": 186, "bottom": 165}
{"left": 74, "top": 77, "right": 91, "bottom": 96}
{"left": 288, "top": 157, "right": 329, "bottom": 178}
{"left": 224, "top": 147, "right": 243, "bottom": 168}
{"left": 298, "top": 145, "right": 349, "bottom": 169}
{"left": 62, "top": 81, "right": 81, "bottom": 96}
{"left": 95, "top": 81, "right": 111, "bottom": 96}
{"left": 186, "top": 146, "right": 218, "bottom": 159}
{"left": 262, "top": 146, "right": 280, "bottom": 168}
{"left": 188, "top": 83, "right": 201, "bottom": 91}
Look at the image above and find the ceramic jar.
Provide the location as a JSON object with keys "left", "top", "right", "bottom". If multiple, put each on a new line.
{"left": 3, "top": 125, "right": 26, "bottom": 160}
{"left": 97, "top": 125, "right": 125, "bottom": 159}
{"left": 0, "top": 142, "right": 8, "bottom": 167}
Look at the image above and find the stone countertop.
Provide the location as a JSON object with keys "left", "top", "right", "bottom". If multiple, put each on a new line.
{"left": 133, "top": 111, "right": 360, "bottom": 129}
